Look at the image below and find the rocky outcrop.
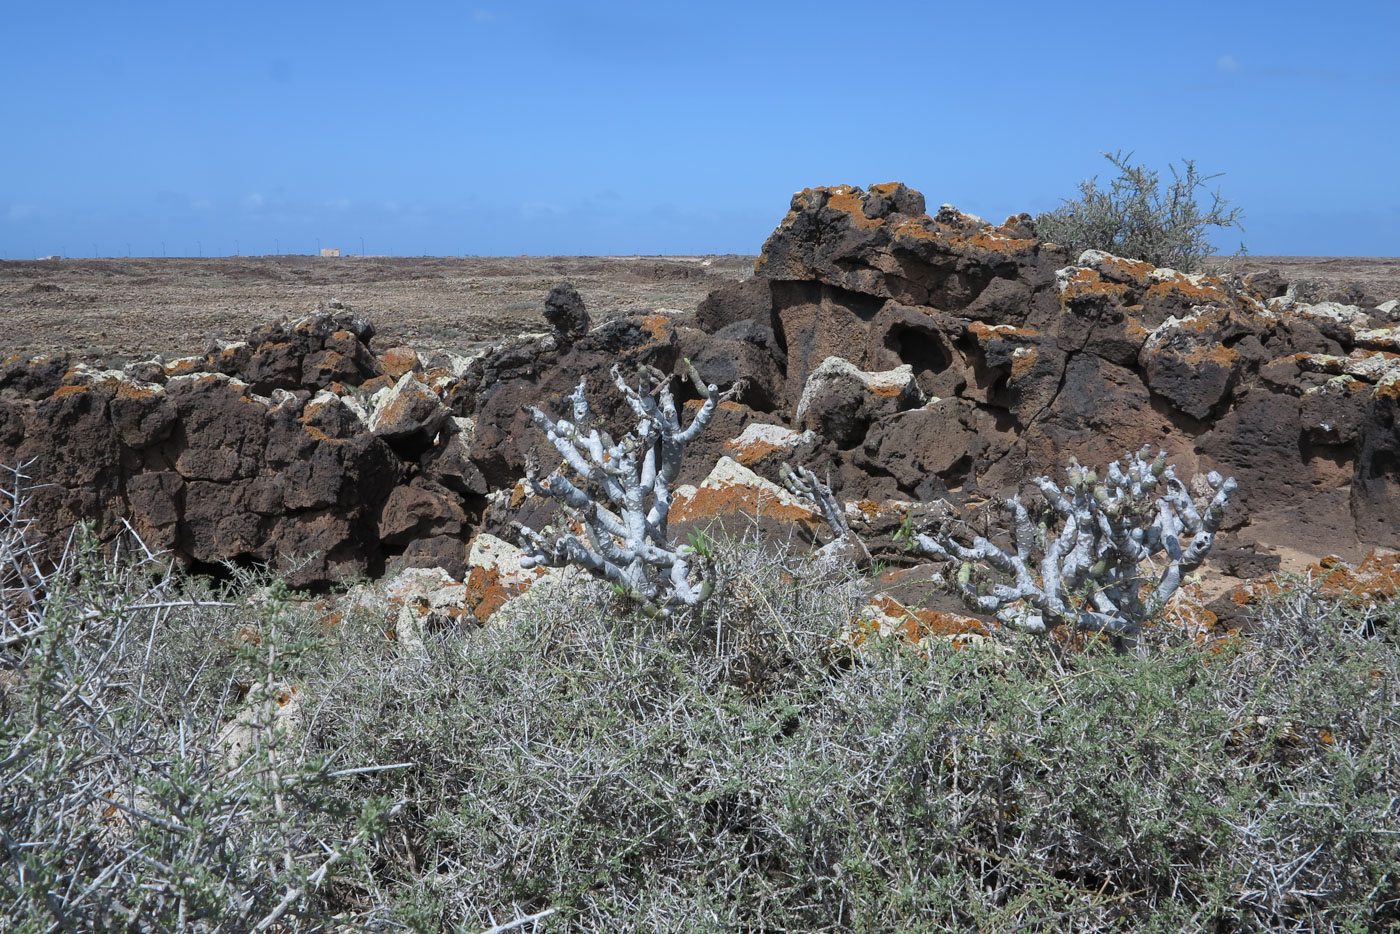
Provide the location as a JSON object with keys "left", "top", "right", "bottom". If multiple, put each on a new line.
{"left": 3, "top": 182, "right": 1397, "bottom": 593}
{"left": 693, "top": 182, "right": 1400, "bottom": 563}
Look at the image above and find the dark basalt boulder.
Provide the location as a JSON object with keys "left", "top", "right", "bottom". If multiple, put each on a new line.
{"left": 542, "top": 282, "right": 590, "bottom": 343}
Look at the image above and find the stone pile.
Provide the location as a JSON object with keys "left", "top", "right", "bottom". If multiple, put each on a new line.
{"left": 2, "top": 182, "right": 1396, "bottom": 604}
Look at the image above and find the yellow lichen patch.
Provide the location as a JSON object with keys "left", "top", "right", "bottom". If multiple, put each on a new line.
{"left": 49, "top": 383, "right": 92, "bottom": 399}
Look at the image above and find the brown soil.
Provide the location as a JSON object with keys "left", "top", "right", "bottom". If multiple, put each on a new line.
{"left": 1, "top": 253, "right": 1396, "bottom": 366}
{"left": 1214, "top": 255, "right": 1400, "bottom": 306}
{"left": 0, "top": 254, "right": 757, "bottom": 364}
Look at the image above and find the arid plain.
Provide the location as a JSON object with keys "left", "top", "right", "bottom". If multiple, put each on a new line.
{"left": 2, "top": 253, "right": 1395, "bottom": 365}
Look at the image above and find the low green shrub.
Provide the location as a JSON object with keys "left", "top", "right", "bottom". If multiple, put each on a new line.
{"left": 1035, "top": 151, "right": 1246, "bottom": 272}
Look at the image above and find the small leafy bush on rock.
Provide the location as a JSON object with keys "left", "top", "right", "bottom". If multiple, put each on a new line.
{"left": 1035, "top": 150, "right": 1246, "bottom": 272}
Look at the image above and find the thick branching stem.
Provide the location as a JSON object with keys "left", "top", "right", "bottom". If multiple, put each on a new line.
{"left": 913, "top": 446, "right": 1236, "bottom": 638}
{"left": 518, "top": 362, "right": 736, "bottom": 617}
{"left": 779, "top": 463, "right": 871, "bottom": 570}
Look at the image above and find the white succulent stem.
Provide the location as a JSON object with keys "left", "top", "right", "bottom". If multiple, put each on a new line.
{"left": 778, "top": 463, "right": 871, "bottom": 569}
{"left": 517, "top": 362, "right": 732, "bottom": 617}
{"left": 913, "top": 446, "right": 1236, "bottom": 638}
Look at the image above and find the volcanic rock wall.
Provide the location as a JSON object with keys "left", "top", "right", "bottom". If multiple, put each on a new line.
{"left": 2, "top": 183, "right": 1397, "bottom": 584}
{"left": 685, "top": 184, "right": 1400, "bottom": 563}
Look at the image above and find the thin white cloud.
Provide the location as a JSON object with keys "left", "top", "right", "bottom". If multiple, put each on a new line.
{"left": 6, "top": 204, "right": 38, "bottom": 221}
{"left": 472, "top": 8, "right": 496, "bottom": 22}
{"left": 1217, "top": 54, "right": 1243, "bottom": 72}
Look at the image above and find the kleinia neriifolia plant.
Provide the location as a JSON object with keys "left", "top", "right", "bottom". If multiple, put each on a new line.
{"left": 517, "top": 361, "right": 739, "bottom": 618}
{"left": 910, "top": 445, "right": 1236, "bottom": 638}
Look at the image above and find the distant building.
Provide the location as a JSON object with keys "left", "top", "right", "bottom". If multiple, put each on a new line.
{"left": 320, "top": 248, "right": 341, "bottom": 257}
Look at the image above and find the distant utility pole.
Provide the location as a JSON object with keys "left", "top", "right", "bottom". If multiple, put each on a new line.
{"left": 275, "top": 238, "right": 280, "bottom": 255}
{"left": 93, "top": 244, "right": 98, "bottom": 258}
{"left": 316, "top": 236, "right": 321, "bottom": 254}
{"left": 360, "top": 235, "right": 365, "bottom": 256}
{"left": 235, "top": 239, "right": 240, "bottom": 257}
{"left": 197, "top": 240, "right": 202, "bottom": 258}
{"left": 161, "top": 241, "right": 166, "bottom": 258}
{"left": 126, "top": 242, "right": 131, "bottom": 258}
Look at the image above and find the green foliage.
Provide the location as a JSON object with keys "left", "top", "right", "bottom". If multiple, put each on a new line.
{"left": 1035, "top": 151, "right": 1246, "bottom": 272}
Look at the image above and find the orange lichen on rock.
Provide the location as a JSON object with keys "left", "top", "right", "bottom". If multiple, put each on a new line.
{"left": 843, "top": 594, "right": 989, "bottom": 653}
{"left": 966, "top": 321, "right": 1040, "bottom": 342}
{"left": 1093, "top": 253, "right": 1156, "bottom": 286}
{"left": 1173, "top": 342, "right": 1240, "bottom": 369}
{"left": 114, "top": 379, "right": 162, "bottom": 401}
{"left": 1159, "top": 581, "right": 1220, "bottom": 634}
{"left": 464, "top": 565, "right": 529, "bottom": 623}
{"left": 1226, "top": 550, "right": 1400, "bottom": 610}
{"left": 669, "top": 483, "right": 820, "bottom": 528}
{"left": 1144, "top": 275, "right": 1230, "bottom": 306}
{"left": 824, "top": 186, "right": 884, "bottom": 230}
{"left": 1010, "top": 346, "right": 1039, "bottom": 381}
{"left": 1059, "top": 268, "right": 1132, "bottom": 305}
{"left": 955, "top": 230, "right": 1037, "bottom": 256}
{"left": 639, "top": 314, "right": 673, "bottom": 343}
{"left": 1123, "top": 314, "right": 1151, "bottom": 341}
{"left": 1315, "top": 551, "right": 1400, "bottom": 601}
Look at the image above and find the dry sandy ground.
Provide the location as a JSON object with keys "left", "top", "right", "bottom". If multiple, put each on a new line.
{"left": 1, "top": 253, "right": 1396, "bottom": 365}
{"left": 0, "top": 254, "right": 756, "bottom": 364}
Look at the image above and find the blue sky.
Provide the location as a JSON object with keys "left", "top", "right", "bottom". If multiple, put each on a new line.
{"left": 3, "top": 0, "right": 1397, "bottom": 258}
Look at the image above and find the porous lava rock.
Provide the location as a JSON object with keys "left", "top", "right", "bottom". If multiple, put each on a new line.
{"left": 4, "top": 183, "right": 1399, "bottom": 591}
{"left": 692, "top": 181, "right": 1400, "bottom": 562}
{"left": 542, "top": 282, "right": 590, "bottom": 343}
